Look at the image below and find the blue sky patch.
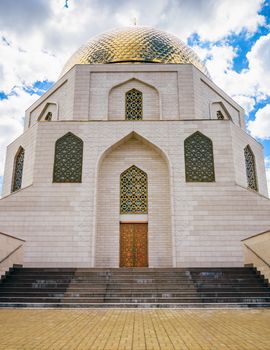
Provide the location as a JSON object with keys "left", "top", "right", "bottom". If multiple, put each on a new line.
{"left": 23, "top": 80, "right": 54, "bottom": 96}
{"left": 0, "top": 92, "right": 8, "bottom": 100}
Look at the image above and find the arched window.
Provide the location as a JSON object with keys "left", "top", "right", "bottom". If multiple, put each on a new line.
{"left": 53, "top": 132, "right": 83, "bottom": 183}
{"left": 184, "top": 131, "right": 215, "bottom": 182}
{"left": 45, "top": 112, "right": 52, "bottom": 121}
{"left": 125, "top": 89, "right": 143, "bottom": 120}
{"left": 12, "top": 147, "right": 25, "bottom": 192}
{"left": 120, "top": 165, "right": 147, "bottom": 214}
{"left": 244, "top": 145, "right": 257, "bottom": 191}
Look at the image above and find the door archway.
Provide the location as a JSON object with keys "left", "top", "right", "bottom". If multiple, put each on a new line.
{"left": 95, "top": 133, "right": 172, "bottom": 268}
{"left": 120, "top": 165, "right": 148, "bottom": 267}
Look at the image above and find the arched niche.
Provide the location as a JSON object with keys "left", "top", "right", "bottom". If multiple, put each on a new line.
{"left": 94, "top": 132, "right": 172, "bottom": 268}
{"left": 38, "top": 102, "right": 58, "bottom": 121}
{"left": 211, "top": 101, "right": 231, "bottom": 121}
{"left": 108, "top": 78, "right": 160, "bottom": 120}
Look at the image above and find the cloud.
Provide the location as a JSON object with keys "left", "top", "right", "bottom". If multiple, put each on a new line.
{"left": 0, "top": 36, "right": 62, "bottom": 92}
{"left": 192, "top": 33, "right": 270, "bottom": 119}
{"left": 248, "top": 104, "right": 270, "bottom": 140}
{"left": 0, "top": 0, "right": 51, "bottom": 35}
{"left": 0, "top": 0, "right": 266, "bottom": 95}
{"left": 163, "top": 0, "right": 265, "bottom": 41}
{"left": 0, "top": 88, "right": 39, "bottom": 177}
{"left": 0, "top": 0, "right": 269, "bottom": 188}
{"left": 247, "top": 33, "right": 270, "bottom": 96}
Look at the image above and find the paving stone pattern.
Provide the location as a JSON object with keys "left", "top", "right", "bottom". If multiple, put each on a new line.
{"left": 0, "top": 309, "right": 270, "bottom": 349}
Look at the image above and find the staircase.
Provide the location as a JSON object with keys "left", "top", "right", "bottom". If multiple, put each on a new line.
{"left": 0, "top": 267, "right": 269, "bottom": 308}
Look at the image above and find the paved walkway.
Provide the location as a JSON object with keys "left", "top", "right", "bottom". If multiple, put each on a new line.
{"left": 0, "top": 309, "right": 270, "bottom": 349}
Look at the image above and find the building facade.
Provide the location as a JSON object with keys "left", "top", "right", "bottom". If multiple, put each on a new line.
{"left": 0, "top": 26, "right": 270, "bottom": 268}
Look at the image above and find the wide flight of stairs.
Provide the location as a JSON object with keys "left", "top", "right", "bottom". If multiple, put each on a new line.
{"left": 0, "top": 267, "right": 269, "bottom": 308}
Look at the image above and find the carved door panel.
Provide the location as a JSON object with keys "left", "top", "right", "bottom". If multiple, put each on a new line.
{"left": 120, "top": 223, "right": 134, "bottom": 268}
{"left": 134, "top": 224, "right": 148, "bottom": 267}
{"left": 120, "top": 223, "right": 148, "bottom": 267}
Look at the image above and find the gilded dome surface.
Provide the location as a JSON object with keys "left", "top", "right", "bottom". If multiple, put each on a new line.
{"left": 60, "top": 26, "right": 209, "bottom": 77}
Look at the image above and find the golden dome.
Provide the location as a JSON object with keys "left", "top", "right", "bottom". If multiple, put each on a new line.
{"left": 60, "top": 26, "right": 210, "bottom": 77}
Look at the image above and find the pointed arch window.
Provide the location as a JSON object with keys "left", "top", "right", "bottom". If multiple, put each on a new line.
{"left": 120, "top": 165, "right": 148, "bottom": 214}
{"left": 244, "top": 145, "right": 257, "bottom": 191}
{"left": 45, "top": 112, "right": 52, "bottom": 121}
{"left": 125, "top": 89, "right": 143, "bottom": 120}
{"left": 184, "top": 131, "right": 215, "bottom": 182}
{"left": 12, "top": 147, "right": 25, "bottom": 192}
{"left": 53, "top": 132, "right": 83, "bottom": 183}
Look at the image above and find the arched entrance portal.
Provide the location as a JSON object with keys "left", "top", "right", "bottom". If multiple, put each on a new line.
{"left": 95, "top": 133, "right": 172, "bottom": 268}
{"left": 120, "top": 165, "right": 148, "bottom": 267}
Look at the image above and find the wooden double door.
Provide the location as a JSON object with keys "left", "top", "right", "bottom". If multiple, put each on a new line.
{"left": 120, "top": 223, "right": 148, "bottom": 267}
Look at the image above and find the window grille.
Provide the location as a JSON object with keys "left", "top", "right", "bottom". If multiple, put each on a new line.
{"left": 217, "top": 110, "right": 224, "bottom": 120}
{"left": 125, "top": 89, "right": 143, "bottom": 120}
{"left": 45, "top": 112, "right": 52, "bottom": 121}
{"left": 120, "top": 165, "right": 147, "bottom": 214}
{"left": 53, "top": 132, "right": 83, "bottom": 183}
{"left": 185, "top": 131, "right": 215, "bottom": 182}
{"left": 12, "top": 147, "right": 25, "bottom": 192}
{"left": 244, "top": 145, "right": 257, "bottom": 191}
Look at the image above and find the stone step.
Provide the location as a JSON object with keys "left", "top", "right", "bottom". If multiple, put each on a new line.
{"left": 5, "top": 272, "right": 262, "bottom": 278}
{"left": 1, "top": 291, "right": 269, "bottom": 298}
{"left": 1, "top": 282, "right": 265, "bottom": 290}
{"left": 1, "top": 302, "right": 270, "bottom": 309}
{"left": 13, "top": 267, "right": 253, "bottom": 272}
{"left": 9, "top": 270, "right": 258, "bottom": 276}
{"left": 0, "top": 267, "right": 269, "bottom": 308}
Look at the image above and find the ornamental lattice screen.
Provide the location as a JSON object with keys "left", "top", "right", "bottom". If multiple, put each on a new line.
{"left": 125, "top": 89, "right": 143, "bottom": 120}
{"left": 120, "top": 165, "right": 148, "bottom": 214}
{"left": 184, "top": 131, "right": 215, "bottom": 182}
{"left": 12, "top": 147, "right": 25, "bottom": 192}
{"left": 53, "top": 132, "right": 83, "bottom": 183}
{"left": 244, "top": 145, "right": 258, "bottom": 191}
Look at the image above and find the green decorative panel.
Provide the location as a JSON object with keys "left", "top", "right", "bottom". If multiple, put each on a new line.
{"left": 125, "top": 89, "right": 143, "bottom": 120}
{"left": 185, "top": 131, "right": 215, "bottom": 182}
{"left": 53, "top": 132, "right": 83, "bottom": 183}
{"left": 12, "top": 147, "right": 24, "bottom": 192}
{"left": 244, "top": 145, "right": 258, "bottom": 191}
{"left": 120, "top": 165, "right": 148, "bottom": 214}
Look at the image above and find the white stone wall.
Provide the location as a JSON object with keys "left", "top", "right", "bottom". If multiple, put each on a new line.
{"left": 108, "top": 78, "right": 159, "bottom": 120}
{"left": 25, "top": 69, "right": 75, "bottom": 128}
{"left": 231, "top": 124, "right": 268, "bottom": 196}
{"left": 0, "top": 120, "right": 270, "bottom": 268}
{"left": 2, "top": 63, "right": 268, "bottom": 268}
{"left": 198, "top": 78, "right": 243, "bottom": 126}
{"left": 24, "top": 64, "right": 244, "bottom": 126}
{"left": 2, "top": 124, "right": 38, "bottom": 197}
{"left": 96, "top": 134, "right": 172, "bottom": 267}
{"left": 89, "top": 69, "right": 179, "bottom": 120}
{"left": 0, "top": 232, "right": 24, "bottom": 278}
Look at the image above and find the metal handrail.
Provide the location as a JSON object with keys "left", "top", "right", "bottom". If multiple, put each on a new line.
{"left": 244, "top": 243, "right": 270, "bottom": 269}
{"left": 0, "top": 244, "right": 23, "bottom": 265}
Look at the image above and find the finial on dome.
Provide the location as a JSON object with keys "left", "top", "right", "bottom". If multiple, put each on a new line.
{"left": 133, "top": 17, "right": 137, "bottom": 26}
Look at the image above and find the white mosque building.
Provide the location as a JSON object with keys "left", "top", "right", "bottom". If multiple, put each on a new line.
{"left": 1, "top": 26, "right": 270, "bottom": 269}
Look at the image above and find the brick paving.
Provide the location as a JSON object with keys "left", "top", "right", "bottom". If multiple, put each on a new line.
{"left": 0, "top": 309, "right": 270, "bottom": 349}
